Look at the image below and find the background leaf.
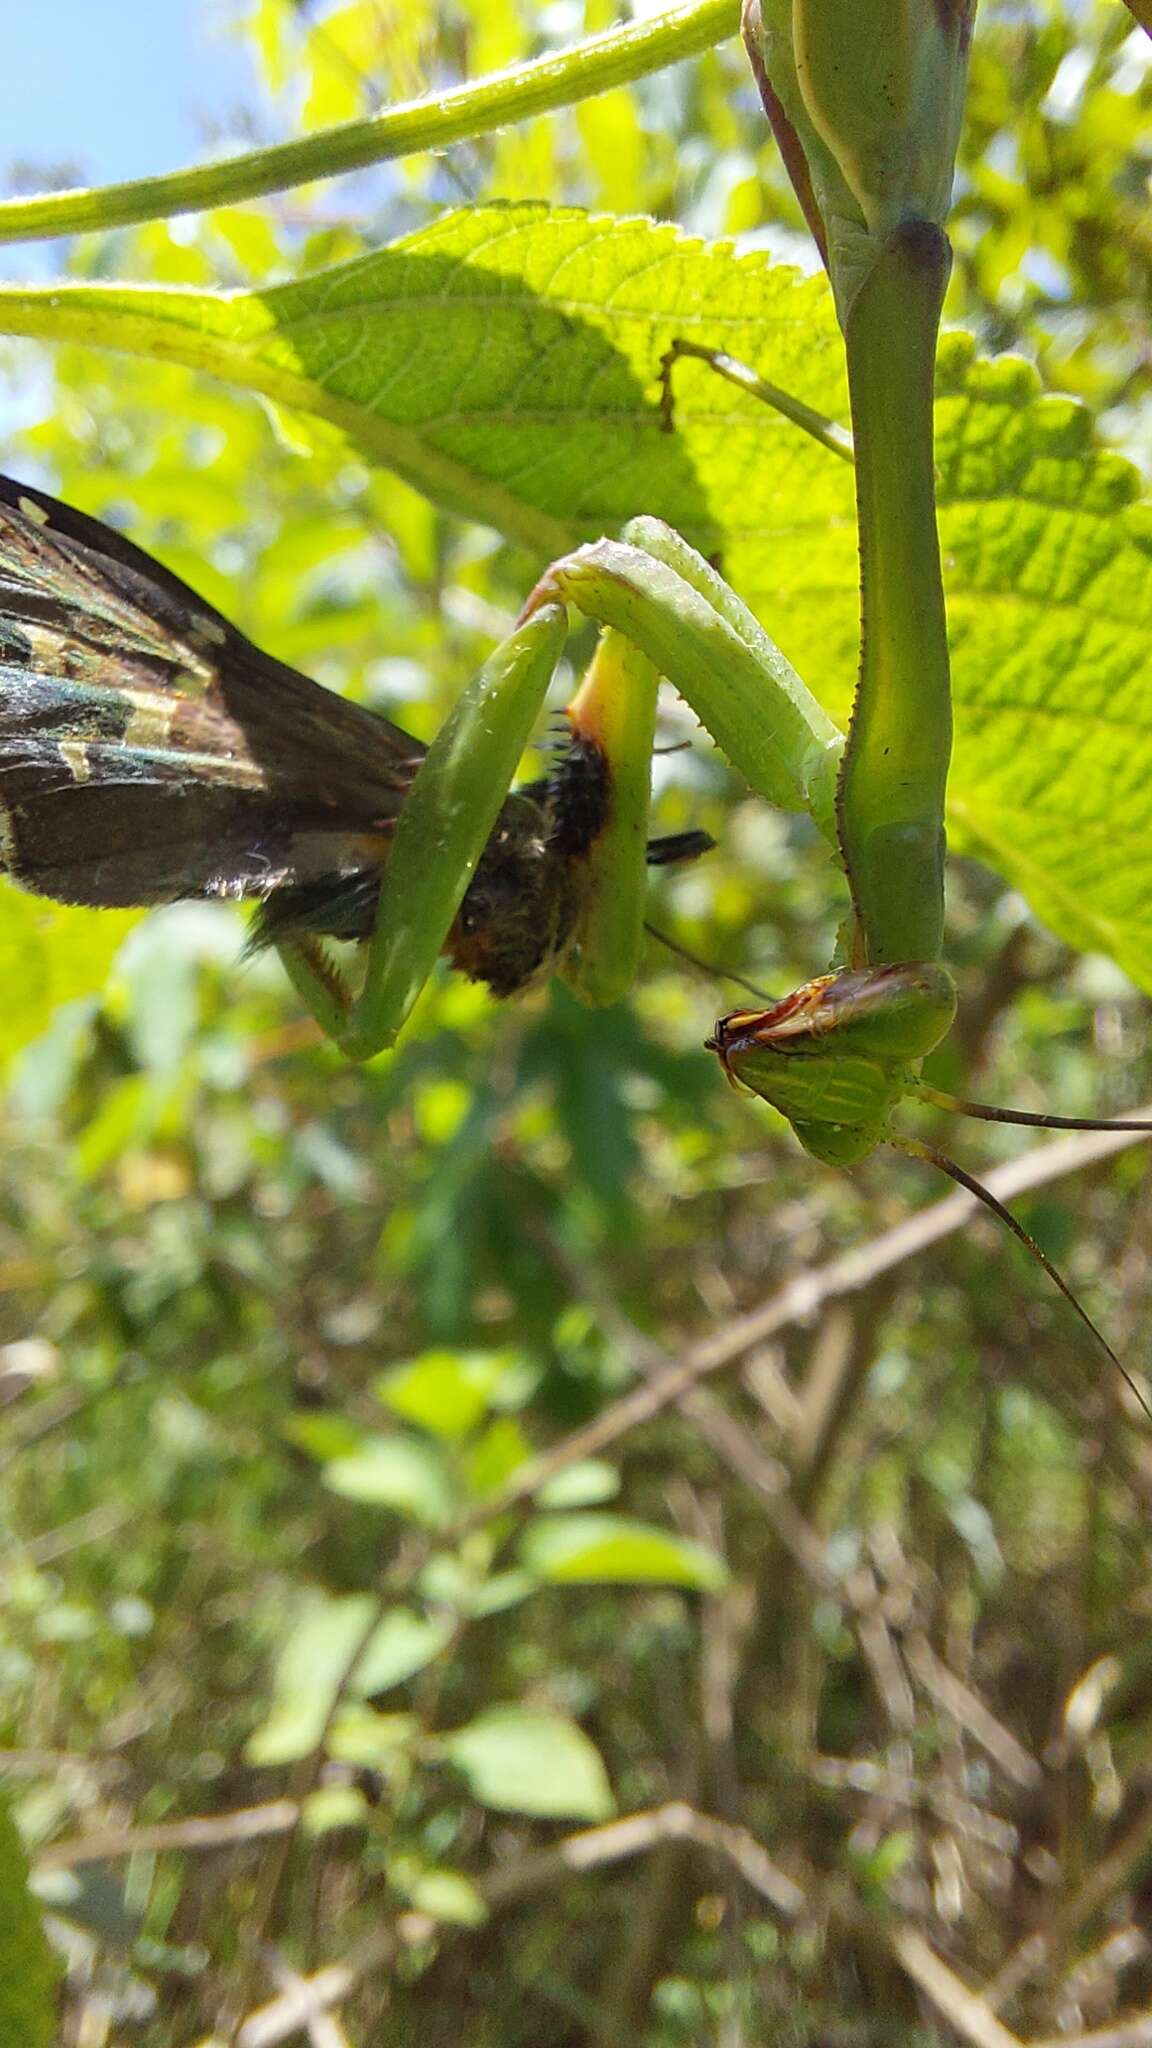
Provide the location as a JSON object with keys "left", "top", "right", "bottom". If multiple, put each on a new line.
{"left": 0, "top": 1789, "right": 58, "bottom": 2048}
{"left": 0, "top": 884, "right": 135, "bottom": 1079}
{"left": 441, "top": 1705, "right": 615, "bottom": 1819}
{"left": 519, "top": 1512, "right": 728, "bottom": 1588}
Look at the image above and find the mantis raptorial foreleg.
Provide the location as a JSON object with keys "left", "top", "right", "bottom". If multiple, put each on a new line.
{"left": 276, "top": 604, "right": 569, "bottom": 1059}
{"left": 278, "top": 513, "right": 845, "bottom": 1053}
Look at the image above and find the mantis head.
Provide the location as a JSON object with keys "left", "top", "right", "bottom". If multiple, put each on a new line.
{"left": 706, "top": 962, "right": 957, "bottom": 1166}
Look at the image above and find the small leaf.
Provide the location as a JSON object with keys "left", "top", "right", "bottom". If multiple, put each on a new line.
{"left": 405, "top": 1871, "right": 488, "bottom": 1926}
{"left": 282, "top": 1412, "right": 363, "bottom": 1462}
{"left": 465, "top": 1416, "right": 532, "bottom": 1497}
{"left": 375, "top": 1348, "right": 516, "bottom": 1440}
{"left": 519, "top": 1514, "right": 727, "bottom": 1590}
{"left": 354, "top": 1608, "right": 454, "bottom": 1697}
{"left": 328, "top": 1707, "right": 420, "bottom": 1770}
{"left": 301, "top": 1785, "right": 369, "bottom": 1836}
{"left": 442, "top": 1706, "right": 614, "bottom": 1820}
{"left": 324, "top": 1433, "right": 453, "bottom": 1525}
{"left": 463, "top": 1570, "right": 536, "bottom": 1618}
{"left": 536, "top": 1459, "right": 621, "bottom": 1509}
{"left": 245, "top": 1593, "right": 374, "bottom": 1766}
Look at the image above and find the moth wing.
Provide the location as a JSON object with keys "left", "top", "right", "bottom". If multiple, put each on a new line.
{"left": 0, "top": 475, "right": 423, "bottom": 909}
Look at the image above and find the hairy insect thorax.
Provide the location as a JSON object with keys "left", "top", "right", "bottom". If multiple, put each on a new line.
{"left": 446, "top": 732, "right": 611, "bottom": 998}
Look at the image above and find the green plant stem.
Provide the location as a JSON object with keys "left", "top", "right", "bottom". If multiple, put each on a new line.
{"left": 0, "top": 0, "right": 738, "bottom": 246}
{"left": 836, "top": 219, "right": 952, "bottom": 969}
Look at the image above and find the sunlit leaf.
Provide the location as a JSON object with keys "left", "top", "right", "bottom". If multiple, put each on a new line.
{"left": 536, "top": 1459, "right": 621, "bottom": 1508}
{"left": 441, "top": 1704, "right": 614, "bottom": 1819}
{"left": 519, "top": 1513, "right": 728, "bottom": 1589}
{"left": 374, "top": 1348, "right": 517, "bottom": 1439}
{"left": 245, "top": 1592, "right": 375, "bottom": 1765}
{"left": 0, "top": 883, "right": 134, "bottom": 1080}
{"left": 301, "top": 1783, "right": 369, "bottom": 1835}
{"left": 405, "top": 1870, "right": 488, "bottom": 1926}
{"left": 323, "top": 1432, "right": 453, "bottom": 1524}
{"left": 353, "top": 1606, "right": 454, "bottom": 1696}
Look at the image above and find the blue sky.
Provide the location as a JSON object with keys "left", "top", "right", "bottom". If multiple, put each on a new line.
{"left": 1, "top": 0, "right": 254, "bottom": 189}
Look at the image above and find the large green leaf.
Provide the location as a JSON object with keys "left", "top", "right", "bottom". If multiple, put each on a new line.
{"left": 2, "top": 206, "right": 1150, "bottom": 978}
{"left": 0, "top": 208, "right": 842, "bottom": 559}
{"left": 933, "top": 341, "right": 1152, "bottom": 977}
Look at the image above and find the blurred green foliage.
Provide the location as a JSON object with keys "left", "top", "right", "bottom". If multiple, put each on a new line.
{"left": 0, "top": 1786, "right": 58, "bottom": 2047}
{"left": 1, "top": 2, "right": 1151, "bottom": 2042}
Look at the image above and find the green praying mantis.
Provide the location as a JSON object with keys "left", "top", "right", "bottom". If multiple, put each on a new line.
{"left": 0, "top": 0, "right": 1148, "bottom": 1391}
{"left": 283, "top": 0, "right": 969, "bottom": 1092}
{"left": 280, "top": 0, "right": 1152, "bottom": 1395}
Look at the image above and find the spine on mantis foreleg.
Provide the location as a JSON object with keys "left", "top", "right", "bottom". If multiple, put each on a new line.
{"left": 837, "top": 217, "right": 952, "bottom": 968}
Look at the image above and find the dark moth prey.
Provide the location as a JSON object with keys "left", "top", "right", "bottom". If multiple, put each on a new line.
{"left": 0, "top": 475, "right": 704, "bottom": 997}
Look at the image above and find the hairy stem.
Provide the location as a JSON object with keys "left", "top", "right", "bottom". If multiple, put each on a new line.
{"left": 0, "top": 0, "right": 737, "bottom": 245}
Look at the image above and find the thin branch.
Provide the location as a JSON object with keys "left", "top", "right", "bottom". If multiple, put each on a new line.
{"left": 213, "top": 1801, "right": 1034, "bottom": 2048}
{"left": 902, "top": 1635, "right": 1042, "bottom": 1791}
{"left": 477, "top": 1120, "right": 1152, "bottom": 1530}
{"left": 887, "top": 1925, "right": 1026, "bottom": 2048}
{"left": 219, "top": 1803, "right": 802, "bottom": 2048}
{"left": 809, "top": 1755, "right": 1017, "bottom": 1854}
{"left": 984, "top": 1797, "right": 1152, "bottom": 2010}
{"left": 0, "top": 0, "right": 736, "bottom": 243}
{"left": 263, "top": 1954, "right": 352, "bottom": 2048}
{"left": 36, "top": 1800, "right": 300, "bottom": 1870}
{"left": 1029, "top": 2018, "right": 1152, "bottom": 2048}
{"left": 0, "top": 1749, "right": 128, "bottom": 1779}
{"left": 15, "top": 1504, "right": 128, "bottom": 1568}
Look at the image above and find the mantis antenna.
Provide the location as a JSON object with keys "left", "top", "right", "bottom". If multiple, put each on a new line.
{"left": 893, "top": 1133, "right": 1152, "bottom": 1427}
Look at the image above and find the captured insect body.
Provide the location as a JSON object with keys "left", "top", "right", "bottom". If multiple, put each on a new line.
{"left": 0, "top": 474, "right": 709, "bottom": 1013}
